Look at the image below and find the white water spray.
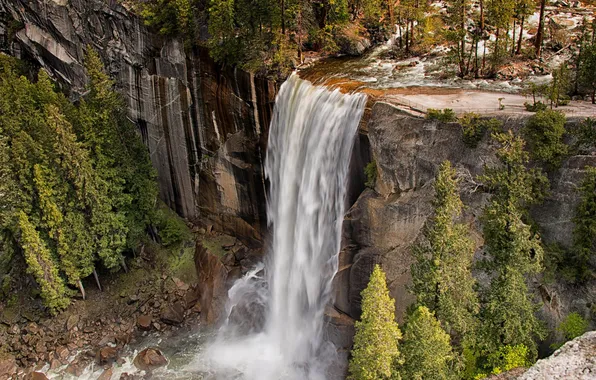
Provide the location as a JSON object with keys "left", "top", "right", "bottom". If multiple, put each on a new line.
{"left": 199, "top": 74, "right": 367, "bottom": 379}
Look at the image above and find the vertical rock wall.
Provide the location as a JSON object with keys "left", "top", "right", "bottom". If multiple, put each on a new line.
{"left": 0, "top": 0, "right": 277, "bottom": 245}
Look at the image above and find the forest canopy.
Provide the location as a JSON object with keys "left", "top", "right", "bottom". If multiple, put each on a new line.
{"left": 0, "top": 51, "right": 158, "bottom": 313}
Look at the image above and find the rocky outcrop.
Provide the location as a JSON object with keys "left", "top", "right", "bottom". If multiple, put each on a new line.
{"left": 0, "top": 0, "right": 277, "bottom": 246}
{"left": 517, "top": 331, "right": 596, "bottom": 379}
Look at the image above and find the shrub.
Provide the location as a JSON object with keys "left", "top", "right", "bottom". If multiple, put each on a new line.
{"left": 156, "top": 205, "right": 191, "bottom": 247}
{"left": 460, "top": 113, "right": 503, "bottom": 148}
{"left": 558, "top": 312, "right": 589, "bottom": 341}
{"left": 364, "top": 160, "right": 377, "bottom": 188}
{"left": 427, "top": 108, "right": 457, "bottom": 122}
{"left": 523, "top": 110, "right": 569, "bottom": 168}
{"left": 487, "top": 345, "right": 531, "bottom": 374}
{"left": 572, "top": 117, "right": 596, "bottom": 154}
{"left": 524, "top": 101, "right": 548, "bottom": 112}
{"left": 551, "top": 312, "right": 589, "bottom": 349}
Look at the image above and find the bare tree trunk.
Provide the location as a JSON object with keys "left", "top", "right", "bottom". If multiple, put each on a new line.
{"left": 77, "top": 280, "right": 86, "bottom": 300}
{"left": 516, "top": 16, "right": 525, "bottom": 54}
{"left": 512, "top": 20, "right": 517, "bottom": 56}
{"left": 93, "top": 268, "right": 102, "bottom": 292}
{"left": 535, "top": 0, "right": 546, "bottom": 58}
{"left": 480, "top": 0, "right": 486, "bottom": 74}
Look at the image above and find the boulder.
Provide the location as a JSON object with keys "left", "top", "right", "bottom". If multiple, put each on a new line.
{"left": 133, "top": 348, "right": 167, "bottom": 371}
{"left": 137, "top": 315, "right": 152, "bottom": 331}
{"left": 160, "top": 302, "right": 185, "bottom": 325}
{"left": 518, "top": 331, "right": 596, "bottom": 379}
{"left": 194, "top": 243, "right": 234, "bottom": 324}
{"left": 98, "top": 347, "right": 118, "bottom": 365}
{"left": 0, "top": 356, "right": 17, "bottom": 380}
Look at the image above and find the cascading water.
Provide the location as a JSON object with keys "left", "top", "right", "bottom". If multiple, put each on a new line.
{"left": 200, "top": 73, "right": 367, "bottom": 379}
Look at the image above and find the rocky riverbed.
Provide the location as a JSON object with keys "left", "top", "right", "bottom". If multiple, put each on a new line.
{"left": 0, "top": 227, "right": 261, "bottom": 380}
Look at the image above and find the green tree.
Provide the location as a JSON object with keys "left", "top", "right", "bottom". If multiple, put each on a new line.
{"left": 17, "top": 211, "right": 69, "bottom": 313}
{"left": 512, "top": 0, "right": 534, "bottom": 55}
{"left": 571, "top": 167, "right": 596, "bottom": 282}
{"left": 523, "top": 110, "right": 568, "bottom": 169}
{"left": 479, "top": 131, "right": 548, "bottom": 356}
{"left": 486, "top": 344, "right": 531, "bottom": 374}
{"left": 579, "top": 42, "right": 596, "bottom": 103}
{"left": 547, "top": 64, "right": 572, "bottom": 108}
{"left": 444, "top": 0, "right": 474, "bottom": 77}
{"left": 396, "top": 306, "right": 455, "bottom": 380}
{"left": 349, "top": 264, "right": 402, "bottom": 380}
{"left": 486, "top": 0, "right": 515, "bottom": 70}
{"left": 411, "top": 161, "right": 479, "bottom": 341}
{"left": 208, "top": 0, "right": 240, "bottom": 66}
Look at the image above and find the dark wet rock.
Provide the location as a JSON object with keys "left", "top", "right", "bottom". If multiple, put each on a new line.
{"left": 160, "top": 302, "right": 185, "bottom": 325}
{"left": 133, "top": 348, "right": 168, "bottom": 371}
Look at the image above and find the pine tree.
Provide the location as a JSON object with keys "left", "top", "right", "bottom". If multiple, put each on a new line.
{"left": 479, "top": 131, "right": 547, "bottom": 356}
{"left": 17, "top": 211, "right": 69, "bottom": 313}
{"left": 523, "top": 110, "right": 568, "bottom": 169}
{"left": 444, "top": 0, "right": 473, "bottom": 76}
{"left": 208, "top": 0, "right": 239, "bottom": 65}
{"left": 579, "top": 42, "right": 596, "bottom": 104}
{"left": 349, "top": 264, "right": 402, "bottom": 380}
{"left": 411, "top": 161, "right": 479, "bottom": 341}
{"left": 397, "top": 306, "right": 454, "bottom": 380}
{"left": 572, "top": 167, "right": 596, "bottom": 282}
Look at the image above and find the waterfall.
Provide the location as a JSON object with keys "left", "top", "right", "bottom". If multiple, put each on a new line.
{"left": 202, "top": 74, "right": 367, "bottom": 379}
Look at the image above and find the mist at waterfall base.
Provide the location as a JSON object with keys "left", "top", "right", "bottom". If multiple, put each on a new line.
{"left": 189, "top": 74, "right": 367, "bottom": 379}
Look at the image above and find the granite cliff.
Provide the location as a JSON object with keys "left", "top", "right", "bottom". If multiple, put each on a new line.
{"left": 1, "top": 0, "right": 276, "bottom": 247}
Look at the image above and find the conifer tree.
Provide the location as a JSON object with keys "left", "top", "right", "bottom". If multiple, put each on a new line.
{"left": 349, "top": 264, "right": 402, "bottom": 380}
{"left": 523, "top": 110, "right": 568, "bottom": 169}
{"left": 572, "top": 167, "right": 596, "bottom": 282}
{"left": 411, "top": 161, "right": 478, "bottom": 340}
{"left": 397, "top": 306, "right": 454, "bottom": 380}
{"left": 17, "top": 211, "right": 69, "bottom": 313}
{"left": 479, "top": 131, "right": 547, "bottom": 356}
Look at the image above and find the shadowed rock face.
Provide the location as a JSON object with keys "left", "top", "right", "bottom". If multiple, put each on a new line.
{"left": 0, "top": 0, "right": 277, "bottom": 246}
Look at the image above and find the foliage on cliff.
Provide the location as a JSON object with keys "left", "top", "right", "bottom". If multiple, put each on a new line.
{"left": 411, "top": 161, "right": 478, "bottom": 342}
{"left": 523, "top": 110, "right": 568, "bottom": 169}
{"left": 0, "top": 52, "right": 158, "bottom": 313}
{"left": 571, "top": 166, "right": 596, "bottom": 282}
{"left": 478, "top": 131, "right": 548, "bottom": 356}
{"left": 349, "top": 264, "right": 402, "bottom": 380}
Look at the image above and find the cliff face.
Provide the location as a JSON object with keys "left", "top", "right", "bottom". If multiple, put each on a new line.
{"left": 336, "top": 102, "right": 596, "bottom": 335}
{"left": 0, "top": 0, "right": 277, "bottom": 246}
